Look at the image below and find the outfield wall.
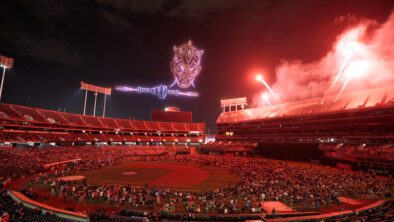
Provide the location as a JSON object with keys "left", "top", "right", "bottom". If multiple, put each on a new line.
{"left": 8, "top": 190, "right": 89, "bottom": 222}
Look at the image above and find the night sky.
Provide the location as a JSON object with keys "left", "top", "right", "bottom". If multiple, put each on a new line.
{"left": 0, "top": 0, "right": 393, "bottom": 133}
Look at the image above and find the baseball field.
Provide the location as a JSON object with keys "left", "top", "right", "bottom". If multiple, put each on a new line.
{"left": 81, "top": 161, "right": 240, "bottom": 191}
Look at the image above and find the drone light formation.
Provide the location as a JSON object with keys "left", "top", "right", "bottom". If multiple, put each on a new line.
{"left": 170, "top": 40, "right": 204, "bottom": 89}
{"left": 115, "top": 85, "right": 198, "bottom": 100}
{"left": 116, "top": 40, "right": 202, "bottom": 100}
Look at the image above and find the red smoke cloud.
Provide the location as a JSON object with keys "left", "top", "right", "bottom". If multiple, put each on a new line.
{"left": 254, "top": 11, "right": 394, "bottom": 107}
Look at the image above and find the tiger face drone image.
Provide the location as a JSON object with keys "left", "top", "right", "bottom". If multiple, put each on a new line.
{"left": 170, "top": 40, "right": 204, "bottom": 89}
{"left": 115, "top": 41, "right": 203, "bottom": 99}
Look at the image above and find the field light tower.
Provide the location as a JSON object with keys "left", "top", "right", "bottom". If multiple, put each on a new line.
{"left": 0, "top": 54, "right": 14, "bottom": 101}
{"left": 80, "top": 81, "right": 111, "bottom": 117}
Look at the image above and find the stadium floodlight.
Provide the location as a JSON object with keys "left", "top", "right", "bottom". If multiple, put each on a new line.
{"left": 80, "top": 81, "right": 111, "bottom": 117}
{"left": 220, "top": 97, "right": 247, "bottom": 112}
{"left": 256, "top": 73, "right": 279, "bottom": 101}
{"left": 0, "top": 54, "right": 14, "bottom": 101}
{"left": 256, "top": 74, "right": 263, "bottom": 82}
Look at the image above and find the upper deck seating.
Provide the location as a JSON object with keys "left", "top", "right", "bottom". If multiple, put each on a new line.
{"left": 81, "top": 116, "right": 104, "bottom": 128}
{"left": 11, "top": 105, "right": 48, "bottom": 123}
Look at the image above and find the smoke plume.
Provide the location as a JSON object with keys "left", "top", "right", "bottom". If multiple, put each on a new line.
{"left": 254, "top": 11, "right": 394, "bottom": 107}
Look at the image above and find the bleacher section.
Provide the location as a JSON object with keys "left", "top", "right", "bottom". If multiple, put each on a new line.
{"left": 0, "top": 103, "right": 21, "bottom": 119}
{"left": 98, "top": 117, "right": 119, "bottom": 128}
{"left": 212, "top": 85, "right": 394, "bottom": 170}
{"left": 61, "top": 112, "right": 86, "bottom": 126}
{"left": 116, "top": 119, "right": 133, "bottom": 129}
{"left": 216, "top": 85, "right": 394, "bottom": 144}
{"left": 11, "top": 105, "right": 48, "bottom": 123}
{"left": 130, "top": 120, "right": 147, "bottom": 130}
{"left": 217, "top": 85, "right": 394, "bottom": 124}
{"left": 0, "top": 103, "right": 205, "bottom": 144}
{"left": 37, "top": 109, "right": 69, "bottom": 125}
{"left": 81, "top": 115, "right": 104, "bottom": 128}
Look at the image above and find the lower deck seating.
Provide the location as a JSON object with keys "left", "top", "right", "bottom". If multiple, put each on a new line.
{"left": 328, "top": 201, "right": 393, "bottom": 222}
{"left": 0, "top": 191, "right": 74, "bottom": 222}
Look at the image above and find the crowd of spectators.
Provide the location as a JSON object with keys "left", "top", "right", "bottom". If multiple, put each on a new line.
{"left": 0, "top": 145, "right": 166, "bottom": 186}
{"left": 27, "top": 154, "right": 393, "bottom": 215}
{"left": 0, "top": 191, "right": 73, "bottom": 222}
{"left": 0, "top": 144, "right": 393, "bottom": 221}
{"left": 320, "top": 143, "right": 394, "bottom": 162}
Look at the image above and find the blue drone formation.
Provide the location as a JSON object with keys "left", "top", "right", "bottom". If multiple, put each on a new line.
{"left": 114, "top": 85, "right": 198, "bottom": 100}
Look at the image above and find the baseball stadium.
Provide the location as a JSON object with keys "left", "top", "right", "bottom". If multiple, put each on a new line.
{"left": 0, "top": 1, "right": 393, "bottom": 222}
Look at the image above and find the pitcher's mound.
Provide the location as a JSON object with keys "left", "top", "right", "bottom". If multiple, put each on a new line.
{"left": 122, "top": 171, "right": 137, "bottom": 175}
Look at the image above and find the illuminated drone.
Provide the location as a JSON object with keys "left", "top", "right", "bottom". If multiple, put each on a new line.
{"left": 170, "top": 40, "right": 204, "bottom": 89}
{"left": 115, "top": 40, "right": 203, "bottom": 99}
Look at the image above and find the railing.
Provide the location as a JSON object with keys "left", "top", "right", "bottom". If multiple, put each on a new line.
{"left": 270, "top": 200, "right": 387, "bottom": 222}
{"left": 8, "top": 190, "right": 89, "bottom": 222}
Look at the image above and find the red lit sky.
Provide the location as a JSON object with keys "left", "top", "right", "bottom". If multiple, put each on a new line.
{"left": 0, "top": 0, "right": 393, "bottom": 133}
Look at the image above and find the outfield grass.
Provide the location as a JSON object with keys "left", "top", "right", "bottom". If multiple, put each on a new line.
{"left": 83, "top": 167, "right": 172, "bottom": 183}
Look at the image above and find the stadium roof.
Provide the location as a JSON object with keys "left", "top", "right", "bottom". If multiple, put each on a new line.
{"left": 217, "top": 85, "right": 394, "bottom": 124}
